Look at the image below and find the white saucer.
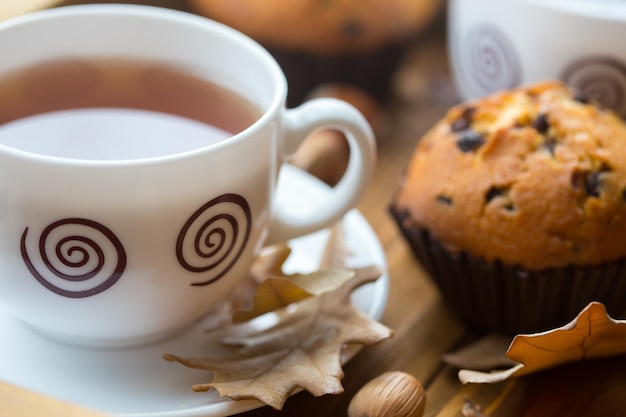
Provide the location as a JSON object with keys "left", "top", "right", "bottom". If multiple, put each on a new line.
{"left": 0, "top": 165, "right": 389, "bottom": 417}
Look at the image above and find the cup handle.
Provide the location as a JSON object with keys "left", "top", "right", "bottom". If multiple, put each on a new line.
{"left": 266, "top": 97, "right": 376, "bottom": 244}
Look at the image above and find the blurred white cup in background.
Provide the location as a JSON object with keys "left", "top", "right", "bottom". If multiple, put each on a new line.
{"left": 448, "top": 0, "right": 626, "bottom": 116}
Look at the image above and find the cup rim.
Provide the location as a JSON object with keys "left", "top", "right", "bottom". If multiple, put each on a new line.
{"left": 0, "top": 3, "right": 288, "bottom": 167}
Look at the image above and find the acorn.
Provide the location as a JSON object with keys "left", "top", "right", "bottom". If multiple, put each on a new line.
{"left": 347, "top": 371, "right": 426, "bottom": 417}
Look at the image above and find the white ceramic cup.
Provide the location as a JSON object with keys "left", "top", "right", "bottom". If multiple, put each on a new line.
{"left": 0, "top": 4, "right": 376, "bottom": 347}
{"left": 448, "top": 0, "right": 626, "bottom": 116}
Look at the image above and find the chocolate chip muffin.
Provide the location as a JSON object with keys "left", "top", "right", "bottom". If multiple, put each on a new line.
{"left": 390, "top": 81, "right": 626, "bottom": 334}
{"left": 190, "top": 0, "right": 443, "bottom": 105}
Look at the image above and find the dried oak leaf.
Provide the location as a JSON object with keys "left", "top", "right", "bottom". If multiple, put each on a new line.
{"left": 228, "top": 244, "right": 293, "bottom": 313}
{"left": 232, "top": 268, "right": 356, "bottom": 323}
{"left": 232, "top": 223, "right": 354, "bottom": 323}
{"left": 164, "top": 265, "right": 392, "bottom": 410}
{"left": 459, "top": 302, "right": 626, "bottom": 384}
{"left": 200, "top": 244, "right": 294, "bottom": 330}
{"left": 250, "top": 244, "right": 293, "bottom": 282}
{"left": 319, "top": 222, "right": 352, "bottom": 268}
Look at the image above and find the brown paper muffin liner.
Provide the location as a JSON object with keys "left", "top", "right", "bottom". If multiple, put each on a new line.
{"left": 390, "top": 206, "right": 626, "bottom": 335}
{"left": 266, "top": 42, "right": 407, "bottom": 107}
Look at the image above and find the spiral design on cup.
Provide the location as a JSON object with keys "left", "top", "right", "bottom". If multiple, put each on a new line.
{"left": 460, "top": 24, "right": 521, "bottom": 97}
{"left": 20, "top": 218, "right": 126, "bottom": 299}
{"left": 561, "top": 57, "right": 626, "bottom": 117}
{"left": 176, "top": 194, "right": 251, "bottom": 286}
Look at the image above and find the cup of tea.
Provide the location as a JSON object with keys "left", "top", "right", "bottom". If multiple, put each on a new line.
{"left": 0, "top": 4, "right": 376, "bottom": 347}
{"left": 448, "top": 0, "right": 626, "bottom": 117}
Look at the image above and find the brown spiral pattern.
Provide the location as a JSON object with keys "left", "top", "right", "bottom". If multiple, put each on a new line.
{"left": 460, "top": 24, "right": 521, "bottom": 97}
{"left": 561, "top": 57, "right": 626, "bottom": 117}
{"left": 20, "top": 218, "right": 126, "bottom": 299}
{"left": 176, "top": 194, "right": 251, "bottom": 286}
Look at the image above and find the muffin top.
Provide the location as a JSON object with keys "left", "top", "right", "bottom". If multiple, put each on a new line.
{"left": 393, "top": 81, "right": 626, "bottom": 270}
{"left": 190, "top": 0, "right": 442, "bottom": 54}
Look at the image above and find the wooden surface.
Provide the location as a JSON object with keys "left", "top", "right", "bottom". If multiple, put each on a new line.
{"left": 0, "top": 382, "right": 107, "bottom": 417}
{"left": 3, "top": 1, "right": 626, "bottom": 416}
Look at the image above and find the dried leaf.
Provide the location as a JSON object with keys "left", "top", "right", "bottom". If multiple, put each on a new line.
{"left": 249, "top": 244, "right": 292, "bottom": 282}
{"left": 459, "top": 302, "right": 626, "bottom": 384}
{"left": 164, "top": 265, "right": 392, "bottom": 410}
{"left": 237, "top": 264, "right": 356, "bottom": 322}
{"left": 230, "top": 224, "right": 352, "bottom": 322}
{"left": 287, "top": 268, "right": 355, "bottom": 296}
{"left": 231, "top": 277, "right": 311, "bottom": 323}
{"left": 228, "top": 244, "right": 292, "bottom": 314}
{"left": 319, "top": 222, "right": 352, "bottom": 268}
{"left": 443, "top": 334, "right": 515, "bottom": 371}
{"left": 232, "top": 225, "right": 355, "bottom": 322}
{"left": 233, "top": 268, "right": 357, "bottom": 323}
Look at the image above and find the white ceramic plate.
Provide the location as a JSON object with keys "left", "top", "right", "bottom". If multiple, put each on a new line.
{"left": 0, "top": 165, "right": 389, "bottom": 417}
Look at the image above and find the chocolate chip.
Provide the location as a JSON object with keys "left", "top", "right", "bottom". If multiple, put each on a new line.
{"left": 456, "top": 130, "right": 485, "bottom": 153}
{"left": 451, "top": 107, "right": 476, "bottom": 132}
{"left": 586, "top": 172, "right": 603, "bottom": 197}
{"left": 532, "top": 113, "right": 550, "bottom": 134}
{"left": 436, "top": 195, "right": 453, "bottom": 206}
{"left": 451, "top": 118, "right": 470, "bottom": 132}
{"left": 485, "top": 186, "right": 516, "bottom": 212}
{"left": 572, "top": 170, "right": 604, "bottom": 198}
{"left": 600, "top": 162, "right": 613, "bottom": 173}
{"left": 622, "top": 189, "right": 626, "bottom": 202}
{"left": 485, "top": 186, "right": 504, "bottom": 203}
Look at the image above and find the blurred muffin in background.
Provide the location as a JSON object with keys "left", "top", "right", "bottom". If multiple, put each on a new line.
{"left": 190, "top": 0, "right": 443, "bottom": 106}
